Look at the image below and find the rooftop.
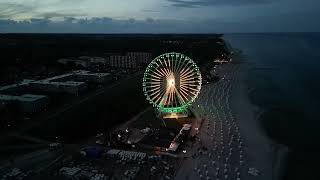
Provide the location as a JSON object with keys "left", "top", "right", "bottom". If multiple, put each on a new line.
{"left": 0, "top": 94, "right": 48, "bottom": 102}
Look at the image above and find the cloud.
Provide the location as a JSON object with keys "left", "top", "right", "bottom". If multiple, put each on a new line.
{"left": 38, "top": 12, "right": 87, "bottom": 20}
{"left": 167, "top": 0, "right": 275, "bottom": 8}
{"left": 0, "top": 17, "right": 213, "bottom": 33}
{"left": 141, "top": 9, "right": 161, "bottom": 13}
{"left": 0, "top": 3, "right": 35, "bottom": 19}
{"left": 0, "top": 7, "right": 320, "bottom": 33}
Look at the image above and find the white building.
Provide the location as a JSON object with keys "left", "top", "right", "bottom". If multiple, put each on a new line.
{"left": 25, "top": 70, "right": 112, "bottom": 94}
{"left": 109, "top": 55, "right": 137, "bottom": 69}
{"left": 59, "top": 167, "right": 81, "bottom": 179}
{"left": 0, "top": 94, "right": 49, "bottom": 113}
{"left": 126, "top": 52, "right": 152, "bottom": 65}
{"left": 58, "top": 58, "right": 88, "bottom": 67}
{"left": 58, "top": 56, "right": 107, "bottom": 68}
{"left": 74, "top": 70, "right": 112, "bottom": 84}
{"left": 29, "top": 81, "right": 88, "bottom": 95}
{"left": 106, "top": 149, "right": 146, "bottom": 161}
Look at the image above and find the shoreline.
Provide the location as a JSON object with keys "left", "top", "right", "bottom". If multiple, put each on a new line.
{"left": 227, "top": 44, "right": 288, "bottom": 180}
{"left": 174, "top": 37, "right": 289, "bottom": 179}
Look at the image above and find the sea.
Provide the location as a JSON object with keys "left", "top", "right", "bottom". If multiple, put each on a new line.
{"left": 225, "top": 33, "right": 320, "bottom": 180}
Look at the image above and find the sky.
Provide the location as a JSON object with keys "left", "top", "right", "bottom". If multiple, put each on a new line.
{"left": 0, "top": 0, "right": 319, "bottom": 33}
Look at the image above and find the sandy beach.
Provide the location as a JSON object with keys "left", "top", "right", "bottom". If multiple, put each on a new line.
{"left": 229, "top": 52, "right": 288, "bottom": 180}
{"left": 175, "top": 43, "right": 288, "bottom": 180}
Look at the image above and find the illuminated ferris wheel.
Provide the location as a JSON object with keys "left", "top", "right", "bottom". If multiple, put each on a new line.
{"left": 143, "top": 52, "right": 202, "bottom": 114}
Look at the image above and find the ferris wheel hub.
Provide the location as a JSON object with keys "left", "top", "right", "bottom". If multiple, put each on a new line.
{"left": 167, "top": 74, "right": 175, "bottom": 88}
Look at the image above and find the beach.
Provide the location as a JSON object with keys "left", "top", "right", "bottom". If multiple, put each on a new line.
{"left": 175, "top": 38, "right": 288, "bottom": 180}
{"left": 228, "top": 51, "right": 288, "bottom": 180}
{"left": 224, "top": 33, "right": 320, "bottom": 180}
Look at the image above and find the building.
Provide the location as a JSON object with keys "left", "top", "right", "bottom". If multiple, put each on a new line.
{"left": 126, "top": 52, "right": 152, "bottom": 65}
{"left": 79, "top": 56, "right": 106, "bottom": 64}
{"left": 106, "top": 149, "right": 146, "bottom": 161}
{"left": 167, "top": 124, "right": 192, "bottom": 152}
{"left": 32, "top": 70, "right": 112, "bottom": 84}
{"left": 59, "top": 167, "right": 81, "bottom": 179}
{"left": 106, "top": 149, "right": 121, "bottom": 158}
{"left": 58, "top": 58, "right": 88, "bottom": 67}
{"left": 0, "top": 71, "right": 112, "bottom": 96}
{"left": 29, "top": 81, "right": 88, "bottom": 95}
{"left": 74, "top": 70, "right": 112, "bottom": 84}
{"left": 0, "top": 94, "right": 49, "bottom": 113}
{"left": 0, "top": 168, "right": 27, "bottom": 180}
{"left": 59, "top": 166, "right": 108, "bottom": 180}
{"left": 109, "top": 55, "right": 137, "bottom": 69}
{"left": 58, "top": 56, "right": 107, "bottom": 69}
{"left": 0, "top": 70, "right": 113, "bottom": 115}
{"left": 0, "top": 80, "right": 31, "bottom": 94}
{"left": 24, "top": 70, "right": 111, "bottom": 95}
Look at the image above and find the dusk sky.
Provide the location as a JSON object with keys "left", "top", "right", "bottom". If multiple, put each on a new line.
{"left": 0, "top": 0, "right": 319, "bottom": 33}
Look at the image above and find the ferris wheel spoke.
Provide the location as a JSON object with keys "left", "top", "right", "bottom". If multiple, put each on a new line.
{"left": 159, "top": 58, "right": 170, "bottom": 75}
{"left": 152, "top": 70, "right": 165, "bottom": 79}
{"left": 174, "top": 87, "right": 187, "bottom": 105}
{"left": 180, "top": 79, "right": 196, "bottom": 85}
{"left": 150, "top": 90, "right": 161, "bottom": 98}
{"left": 182, "top": 65, "right": 194, "bottom": 76}
{"left": 181, "top": 76, "right": 197, "bottom": 82}
{"left": 168, "top": 91, "right": 173, "bottom": 106}
{"left": 151, "top": 84, "right": 161, "bottom": 89}
{"left": 180, "top": 66, "right": 189, "bottom": 75}
{"left": 177, "top": 60, "right": 189, "bottom": 75}
{"left": 181, "top": 77, "right": 196, "bottom": 83}
{"left": 175, "top": 55, "right": 183, "bottom": 73}
{"left": 154, "top": 90, "right": 165, "bottom": 105}
{"left": 153, "top": 67, "right": 166, "bottom": 77}
{"left": 173, "top": 92, "right": 178, "bottom": 107}
{"left": 180, "top": 85, "right": 198, "bottom": 96}
{"left": 172, "top": 90, "right": 177, "bottom": 107}
{"left": 154, "top": 61, "right": 166, "bottom": 75}
{"left": 151, "top": 78, "right": 161, "bottom": 82}
{"left": 179, "top": 87, "right": 190, "bottom": 102}
{"left": 176, "top": 56, "right": 187, "bottom": 73}
{"left": 180, "top": 85, "right": 194, "bottom": 95}
{"left": 151, "top": 92, "right": 161, "bottom": 102}
{"left": 180, "top": 77, "right": 197, "bottom": 82}
{"left": 144, "top": 81, "right": 161, "bottom": 84}
{"left": 181, "top": 68, "right": 194, "bottom": 78}
{"left": 160, "top": 84, "right": 171, "bottom": 107}
{"left": 173, "top": 54, "right": 179, "bottom": 74}
{"left": 181, "top": 73, "right": 196, "bottom": 80}
{"left": 146, "top": 85, "right": 160, "bottom": 92}
{"left": 180, "top": 83, "right": 199, "bottom": 87}
{"left": 159, "top": 68, "right": 170, "bottom": 78}
{"left": 168, "top": 54, "right": 172, "bottom": 72}
{"left": 180, "top": 79, "right": 199, "bottom": 84}
{"left": 163, "top": 57, "right": 170, "bottom": 73}
{"left": 172, "top": 54, "right": 176, "bottom": 73}
{"left": 145, "top": 73, "right": 162, "bottom": 80}
{"left": 162, "top": 93, "right": 169, "bottom": 107}
{"left": 168, "top": 90, "right": 172, "bottom": 107}
{"left": 181, "top": 65, "right": 193, "bottom": 76}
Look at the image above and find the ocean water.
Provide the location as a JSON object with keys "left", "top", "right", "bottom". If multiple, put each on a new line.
{"left": 225, "top": 33, "right": 320, "bottom": 180}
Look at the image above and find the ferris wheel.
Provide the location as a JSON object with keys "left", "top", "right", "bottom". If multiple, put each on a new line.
{"left": 142, "top": 52, "right": 202, "bottom": 113}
